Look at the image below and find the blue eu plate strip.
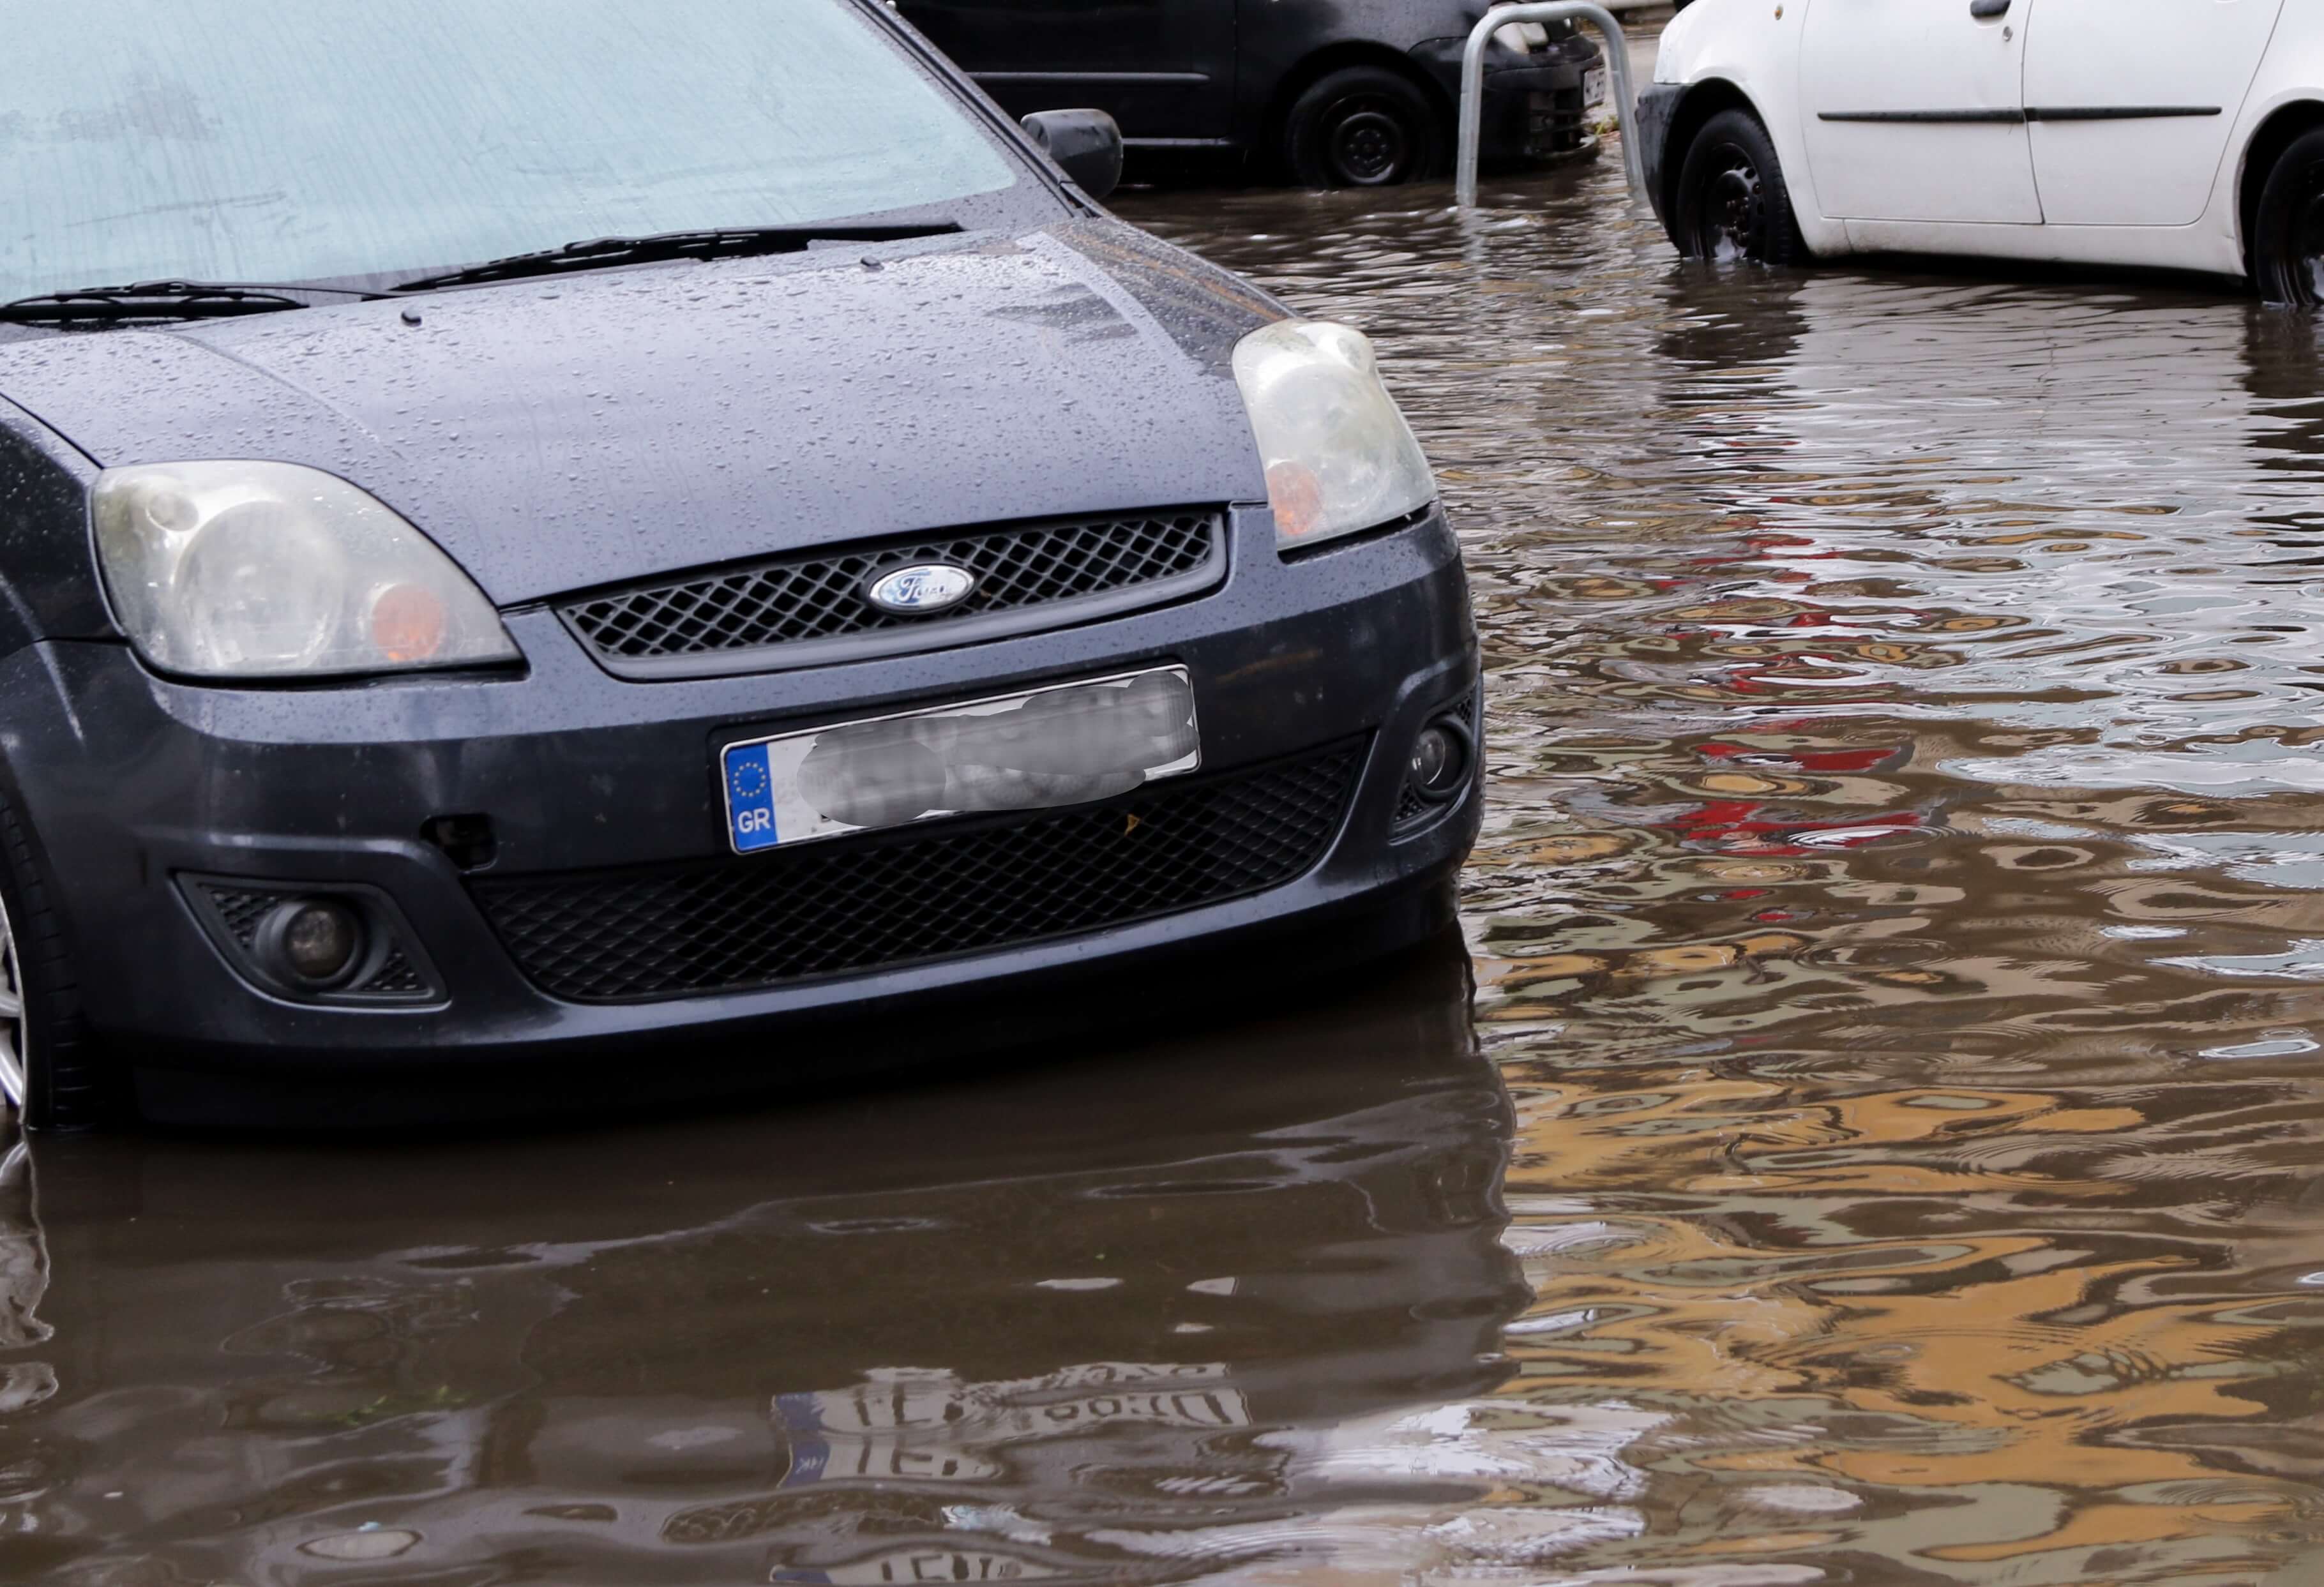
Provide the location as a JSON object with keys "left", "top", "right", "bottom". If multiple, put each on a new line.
{"left": 723, "top": 742, "right": 780, "bottom": 852}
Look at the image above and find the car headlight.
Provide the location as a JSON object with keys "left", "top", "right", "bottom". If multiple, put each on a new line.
{"left": 1232, "top": 320, "right": 1436, "bottom": 552}
{"left": 91, "top": 461, "right": 519, "bottom": 680}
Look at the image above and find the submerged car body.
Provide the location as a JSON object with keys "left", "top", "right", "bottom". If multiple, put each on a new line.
{"left": 1641, "top": 0, "right": 2324, "bottom": 289}
{"left": 0, "top": 0, "right": 1481, "bottom": 1127}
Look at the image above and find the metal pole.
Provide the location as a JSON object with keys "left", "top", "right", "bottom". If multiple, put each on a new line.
{"left": 1458, "top": 2, "right": 1645, "bottom": 208}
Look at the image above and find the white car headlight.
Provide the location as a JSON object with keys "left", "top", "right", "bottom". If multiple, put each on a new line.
{"left": 1232, "top": 320, "right": 1436, "bottom": 552}
{"left": 91, "top": 462, "right": 519, "bottom": 680}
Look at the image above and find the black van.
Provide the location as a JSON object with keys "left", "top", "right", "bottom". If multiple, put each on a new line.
{"left": 896, "top": 0, "right": 1606, "bottom": 187}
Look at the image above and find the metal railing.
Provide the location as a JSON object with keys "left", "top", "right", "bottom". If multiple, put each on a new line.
{"left": 1456, "top": 1, "right": 1647, "bottom": 208}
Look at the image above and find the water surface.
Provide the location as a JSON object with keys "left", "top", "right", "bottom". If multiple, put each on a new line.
{"left": 8, "top": 154, "right": 2324, "bottom": 1584}
{"left": 1131, "top": 160, "right": 2324, "bottom": 1585}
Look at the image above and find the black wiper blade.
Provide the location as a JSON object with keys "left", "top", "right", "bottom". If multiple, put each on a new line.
{"left": 393, "top": 224, "right": 960, "bottom": 293}
{"left": 0, "top": 280, "right": 388, "bottom": 324}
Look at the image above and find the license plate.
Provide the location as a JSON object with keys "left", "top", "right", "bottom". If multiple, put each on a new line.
{"left": 720, "top": 666, "right": 1200, "bottom": 855}
{"left": 1584, "top": 66, "right": 1608, "bottom": 108}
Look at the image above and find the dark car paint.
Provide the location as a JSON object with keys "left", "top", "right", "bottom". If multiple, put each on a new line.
{"left": 0, "top": 224, "right": 1277, "bottom": 608}
{"left": 908, "top": 0, "right": 1240, "bottom": 141}
{"left": 898, "top": 0, "right": 1601, "bottom": 170}
{"left": 0, "top": 507, "right": 1475, "bottom": 1083}
{"left": 0, "top": 412, "right": 112, "bottom": 654}
{"left": 0, "top": 6, "right": 1479, "bottom": 1109}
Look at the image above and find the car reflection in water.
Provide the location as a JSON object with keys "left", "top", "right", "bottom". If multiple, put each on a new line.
{"left": 0, "top": 938, "right": 1524, "bottom": 1585}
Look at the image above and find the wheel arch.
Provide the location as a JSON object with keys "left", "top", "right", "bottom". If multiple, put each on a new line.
{"left": 1656, "top": 77, "right": 1762, "bottom": 223}
{"left": 1263, "top": 43, "right": 1454, "bottom": 171}
{"left": 2238, "top": 99, "right": 2324, "bottom": 280}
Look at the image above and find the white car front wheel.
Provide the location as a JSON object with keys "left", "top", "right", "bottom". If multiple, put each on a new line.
{"left": 1673, "top": 109, "right": 1809, "bottom": 267}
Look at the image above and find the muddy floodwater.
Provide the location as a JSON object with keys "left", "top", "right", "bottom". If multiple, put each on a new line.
{"left": 11, "top": 157, "right": 2324, "bottom": 1584}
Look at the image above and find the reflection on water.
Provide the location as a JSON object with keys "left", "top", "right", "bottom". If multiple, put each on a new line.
{"left": 1115, "top": 156, "right": 2324, "bottom": 1581}
{"left": 0, "top": 944, "right": 1543, "bottom": 1584}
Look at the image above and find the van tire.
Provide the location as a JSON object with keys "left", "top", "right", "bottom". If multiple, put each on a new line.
{"left": 1285, "top": 67, "right": 1442, "bottom": 188}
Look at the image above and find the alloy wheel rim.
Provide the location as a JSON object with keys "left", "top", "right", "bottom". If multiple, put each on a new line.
{"left": 0, "top": 891, "right": 23, "bottom": 1115}
{"left": 1329, "top": 103, "right": 1410, "bottom": 184}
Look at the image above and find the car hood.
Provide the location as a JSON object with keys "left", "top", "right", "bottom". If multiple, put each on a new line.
{"left": 0, "top": 221, "right": 1281, "bottom": 605}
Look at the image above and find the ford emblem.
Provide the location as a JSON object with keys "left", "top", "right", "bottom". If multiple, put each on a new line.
{"left": 864, "top": 562, "right": 977, "bottom": 617}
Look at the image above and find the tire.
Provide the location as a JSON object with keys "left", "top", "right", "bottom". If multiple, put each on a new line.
{"left": 2252, "top": 128, "right": 2324, "bottom": 308}
{"left": 0, "top": 787, "right": 107, "bottom": 1132}
{"left": 1285, "top": 66, "right": 1443, "bottom": 189}
{"left": 1671, "top": 108, "right": 1810, "bottom": 266}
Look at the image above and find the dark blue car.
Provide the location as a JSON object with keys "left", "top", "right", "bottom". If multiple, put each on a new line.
{"left": 0, "top": 0, "right": 1480, "bottom": 1127}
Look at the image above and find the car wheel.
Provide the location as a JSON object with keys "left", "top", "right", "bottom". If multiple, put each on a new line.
{"left": 2253, "top": 128, "right": 2324, "bottom": 307}
{"left": 0, "top": 789, "right": 104, "bottom": 1132}
{"left": 1672, "top": 108, "right": 1809, "bottom": 266}
{"left": 1285, "top": 67, "right": 1442, "bottom": 189}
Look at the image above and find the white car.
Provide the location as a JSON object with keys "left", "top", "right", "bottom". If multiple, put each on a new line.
{"left": 1636, "top": 0, "right": 2324, "bottom": 301}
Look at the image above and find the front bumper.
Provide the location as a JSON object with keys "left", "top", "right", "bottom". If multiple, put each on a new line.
{"left": 7, "top": 504, "right": 1479, "bottom": 1080}
{"left": 1635, "top": 80, "right": 1684, "bottom": 225}
{"left": 1412, "top": 34, "right": 1606, "bottom": 164}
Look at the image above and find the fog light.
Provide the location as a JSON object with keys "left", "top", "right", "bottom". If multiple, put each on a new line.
{"left": 1410, "top": 726, "right": 1457, "bottom": 788}
{"left": 269, "top": 899, "right": 363, "bottom": 985}
{"left": 1410, "top": 723, "right": 1469, "bottom": 800}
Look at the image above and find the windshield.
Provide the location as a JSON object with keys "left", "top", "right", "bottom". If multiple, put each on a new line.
{"left": 0, "top": 0, "right": 1032, "bottom": 303}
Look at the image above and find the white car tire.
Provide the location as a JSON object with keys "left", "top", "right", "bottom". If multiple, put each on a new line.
{"left": 2254, "top": 128, "right": 2324, "bottom": 308}
{"left": 1673, "top": 108, "right": 1809, "bottom": 267}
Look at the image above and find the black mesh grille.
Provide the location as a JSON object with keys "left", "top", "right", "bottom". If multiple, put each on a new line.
{"left": 202, "top": 884, "right": 275, "bottom": 949}
{"left": 473, "top": 745, "right": 1362, "bottom": 1004}
{"left": 364, "top": 948, "right": 429, "bottom": 998}
{"left": 561, "top": 511, "right": 1222, "bottom": 673}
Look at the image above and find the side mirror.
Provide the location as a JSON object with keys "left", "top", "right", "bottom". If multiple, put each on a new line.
{"left": 1020, "top": 109, "right": 1124, "bottom": 202}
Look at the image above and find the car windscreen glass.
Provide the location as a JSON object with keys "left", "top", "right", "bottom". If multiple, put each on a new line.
{"left": 0, "top": 0, "right": 1032, "bottom": 304}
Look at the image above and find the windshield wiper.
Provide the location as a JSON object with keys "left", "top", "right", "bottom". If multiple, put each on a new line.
{"left": 0, "top": 280, "right": 390, "bottom": 324}
{"left": 392, "top": 224, "right": 960, "bottom": 293}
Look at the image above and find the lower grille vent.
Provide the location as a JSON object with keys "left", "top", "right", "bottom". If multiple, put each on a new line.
{"left": 473, "top": 744, "right": 1362, "bottom": 1003}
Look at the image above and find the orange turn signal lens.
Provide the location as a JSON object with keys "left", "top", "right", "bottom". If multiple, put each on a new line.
{"left": 1266, "top": 460, "right": 1327, "bottom": 540}
{"left": 370, "top": 583, "right": 449, "bottom": 663}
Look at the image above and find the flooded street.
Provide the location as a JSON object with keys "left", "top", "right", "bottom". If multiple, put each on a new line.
{"left": 10, "top": 152, "right": 2324, "bottom": 1584}
{"left": 1129, "top": 158, "right": 2324, "bottom": 1581}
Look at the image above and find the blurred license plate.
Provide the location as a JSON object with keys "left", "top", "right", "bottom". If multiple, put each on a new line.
{"left": 1584, "top": 66, "right": 1607, "bottom": 107}
{"left": 720, "top": 666, "right": 1200, "bottom": 855}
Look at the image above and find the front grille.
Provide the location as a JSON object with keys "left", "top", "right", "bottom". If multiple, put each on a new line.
{"left": 1527, "top": 89, "right": 1591, "bottom": 156}
{"left": 473, "top": 744, "right": 1362, "bottom": 1004}
{"left": 561, "top": 511, "right": 1225, "bottom": 679}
